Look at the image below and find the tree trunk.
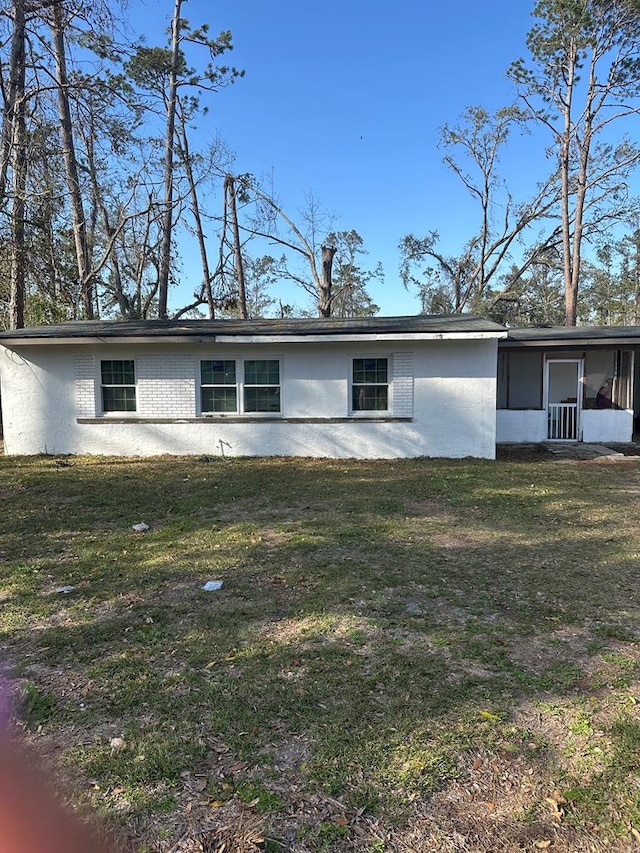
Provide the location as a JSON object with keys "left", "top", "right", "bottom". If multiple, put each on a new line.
{"left": 1, "top": 0, "right": 25, "bottom": 210}
{"left": 87, "top": 156, "right": 128, "bottom": 316}
{"left": 319, "top": 245, "right": 336, "bottom": 317}
{"left": 179, "top": 114, "right": 215, "bottom": 318}
{"left": 566, "top": 49, "right": 596, "bottom": 327}
{"left": 225, "top": 175, "right": 248, "bottom": 319}
{"left": 8, "top": 0, "right": 26, "bottom": 329}
{"left": 157, "top": 0, "right": 181, "bottom": 319}
{"left": 51, "top": 0, "right": 93, "bottom": 319}
{"left": 560, "top": 37, "right": 578, "bottom": 326}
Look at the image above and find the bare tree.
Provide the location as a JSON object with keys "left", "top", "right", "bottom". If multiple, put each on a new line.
{"left": 400, "top": 105, "right": 561, "bottom": 313}
{"left": 509, "top": 0, "right": 640, "bottom": 325}
{"left": 224, "top": 178, "right": 380, "bottom": 317}
{"left": 175, "top": 97, "right": 216, "bottom": 316}
{"left": 224, "top": 174, "right": 248, "bottom": 318}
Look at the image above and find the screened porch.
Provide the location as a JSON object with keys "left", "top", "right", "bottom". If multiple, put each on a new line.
{"left": 496, "top": 346, "right": 636, "bottom": 444}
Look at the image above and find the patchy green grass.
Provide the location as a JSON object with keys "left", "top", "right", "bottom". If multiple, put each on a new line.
{"left": 2, "top": 453, "right": 640, "bottom": 851}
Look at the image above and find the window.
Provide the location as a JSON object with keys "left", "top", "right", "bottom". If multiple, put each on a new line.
{"left": 497, "top": 351, "right": 543, "bottom": 409}
{"left": 244, "top": 360, "right": 280, "bottom": 412}
{"left": 101, "top": 360, "right": 136, "bottom": 412}
{"left": 201, "top": 360, "right": 237, "bottom": 412}
{"left": 352, "top": 358, "right": 388, "bottom": 411}
{"left": 200, "top": 358, "right": 281, "bottom": 414}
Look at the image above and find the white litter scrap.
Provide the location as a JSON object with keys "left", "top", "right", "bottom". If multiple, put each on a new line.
{"left": 132, "top": 522, "right": 150, "bottom": 532}
{"left": 55, "top": 585, "right": 75, "bottom": 594}
{"left": 202, "top": 580, "right": 223, "bottom": 591}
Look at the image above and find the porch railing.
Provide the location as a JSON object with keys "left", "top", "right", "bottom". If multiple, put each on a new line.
{"left": 548, "top": 402, "right": 578, "bottom": 440}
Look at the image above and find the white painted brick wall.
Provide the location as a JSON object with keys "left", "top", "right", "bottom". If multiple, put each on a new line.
{"left": 74, "top": 352, "right": 413, "bottom": 420}
{"left": 392, "top": 352, "right": 413, "bottom": 417}
{"left": 74, "top": 355, "right": 96, "bottom": 417}
{"left": 5, "top": 340, "right": 499, "bottom": 458}
{"left": 137, "top": 355, "right": 196, "bottom": 417}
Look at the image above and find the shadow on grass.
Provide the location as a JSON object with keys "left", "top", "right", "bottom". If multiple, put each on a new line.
{"left": 2, "top": 454, "right": 640, "bottom": 848}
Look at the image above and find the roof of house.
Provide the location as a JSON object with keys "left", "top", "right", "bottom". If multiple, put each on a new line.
{"left": 503, "top": 326, "right": 640, "bottom": 347}
{"left": 0, "top": 314, "right": 507, "bottom": 345}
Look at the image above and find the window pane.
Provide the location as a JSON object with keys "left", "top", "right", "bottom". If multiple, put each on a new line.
{"left": 101, "top": 360, "right": 135, "bottom": 385}
{"left": 100, "top": 361, "right": 113, "bottom": 384}
{"left": 353, "top": 358, "right": 387, "bottom": 384}
{"left": 244, "top": 387, "right": 280, "bottom": 412}
{"left": 352, "top": 359, "right": 366, "bottom": 384}
{"left": 244, "top": 360, "right": 279, "bottom": 385}
{"left": 103, "top": 386, "right": 137, "bottom": 412}
{"left": 201, "top": 387, "right": 237, "bottom": 413}
{"left": 201, "top": 360, "right": 236, "bottom": 385}
{"left": 352, "top": 385, "right": 388, "bottom": 411}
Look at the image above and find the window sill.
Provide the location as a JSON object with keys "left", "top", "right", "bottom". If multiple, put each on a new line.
{"left": 77, "top": 416, "right": 413, "bottom": 424}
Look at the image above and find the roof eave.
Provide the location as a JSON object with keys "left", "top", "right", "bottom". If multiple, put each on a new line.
{"left": 501, "top": 336, "right": 640, "bottom": 348}
{"left": 215, "top": 331, "right": 507, "bottom": 344}
{"left": 0, "top": 330, "right": 508, "bottom": 346}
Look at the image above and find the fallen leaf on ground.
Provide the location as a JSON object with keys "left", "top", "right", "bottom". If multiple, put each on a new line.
{"left": 479, "top": 710, "right": 501, "bottom": 721}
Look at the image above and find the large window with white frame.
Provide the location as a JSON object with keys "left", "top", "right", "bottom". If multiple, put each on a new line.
{"left": 352, "top": 357, "right": 389, "bottom": 412}
{"left": 200, "top": 360, "right": 238, "bottom": 412}
{"left": 243, "top": 359, "right": 280, "bottom": 412}
{"left": 100, "top": 360, "right": 136, "bottom": 413}
{"left": 200, "top": 358, "right": 281, "bottom": 414}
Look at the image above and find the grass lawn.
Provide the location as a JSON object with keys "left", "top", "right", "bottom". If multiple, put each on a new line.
{"left": 2, "top": 451, "right": 640, "bottom": 852}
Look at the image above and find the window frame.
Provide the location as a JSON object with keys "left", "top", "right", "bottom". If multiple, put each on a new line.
{"left": 199, "top": 357, "right": 282, "bottom": 416}
{"left": 200, "top": 359, "right": 239, "bottom": 414}
{"left": 100, "top": 359, "right": 137, "bottom": 414}
{"left": 351, "top": 356, "right": 390, "bottom": 414}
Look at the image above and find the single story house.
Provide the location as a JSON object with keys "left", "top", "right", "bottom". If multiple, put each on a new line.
{"left": 3, "top": 317, "right": 640, "bottom": 459}
{"left": 0, "top": 315, "right": 507, "bottom": 459}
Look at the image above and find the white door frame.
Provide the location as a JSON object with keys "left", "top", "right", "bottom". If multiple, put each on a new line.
{"left": 544, "top": 358, "right": 584, "bottom": 441}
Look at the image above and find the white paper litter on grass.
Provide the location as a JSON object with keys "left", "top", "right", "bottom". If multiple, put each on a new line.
{"left": 202, "top": 580, "right": 223, "bottom": 591}
{"left": 132, "top": 522, "right": 150, "bottom": 532}
{"left": 55, "top": 585, "right": 75, "bottom": 594}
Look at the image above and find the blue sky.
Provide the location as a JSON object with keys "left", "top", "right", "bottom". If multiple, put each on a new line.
{"left": 129, "top": 0, "right": 541, "bottom": 316}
